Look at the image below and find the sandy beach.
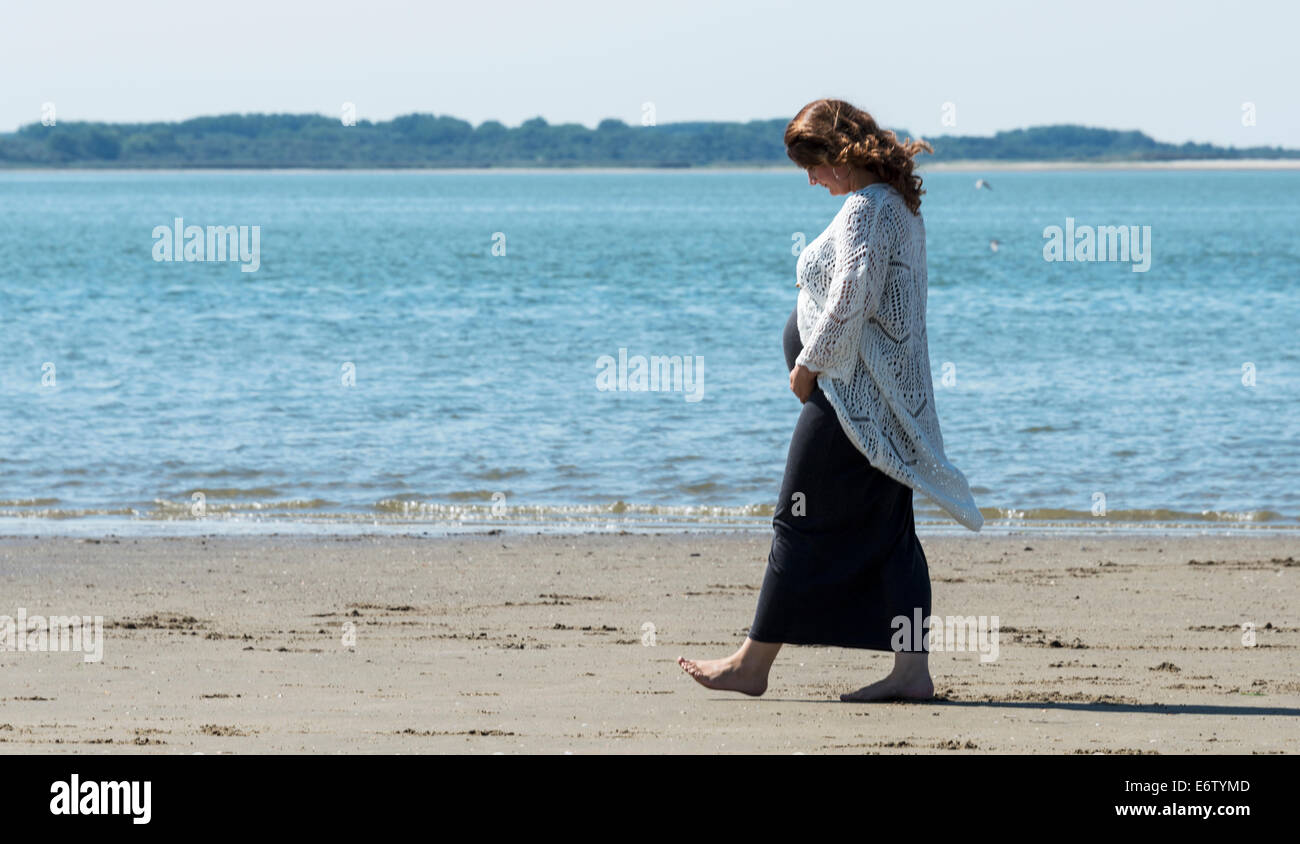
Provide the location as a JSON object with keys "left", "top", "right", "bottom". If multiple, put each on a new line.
{"left": 1, "top": 531, "right": 1296, "bottom": 754}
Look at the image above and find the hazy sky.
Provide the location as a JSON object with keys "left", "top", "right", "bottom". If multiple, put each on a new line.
{"left": 3, "top": 0, "right": 1297, "bottom": 146}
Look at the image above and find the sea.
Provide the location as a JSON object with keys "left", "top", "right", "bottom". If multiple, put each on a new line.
{"left": 1, "top": 168, "right": 1297, "bottom": 536}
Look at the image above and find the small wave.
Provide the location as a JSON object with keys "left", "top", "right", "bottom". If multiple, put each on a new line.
{"left": 245, "top": 498, "right": 335, "bottom": 511}
{"left": 0, "top": 506, "right": 140, "bottom": 520}
{"left": 677, "top": 481, "right": 723, "bottom": 494}
{"left": 166, "top": 486, "right": 283, "bottom": 500}
{"left": 187, "top": 468, "right": 267, "bottom": 480}
{"left": 373, "top": 498, "right": 774, "bottom": 521}
{"left": 984, "top": 506, "right": 1291, "bottom": 523}
{"left": 146, "top": 496, "right": 333, "bottom": 516}
{"left": 468, "top": 468, "right": 529, "bottom": 481}
{"left": 1018, "top": 425, "right": 1068, "bottom": 434}
{"left": 409, "top": 491, "right": 503, "bottom": 504}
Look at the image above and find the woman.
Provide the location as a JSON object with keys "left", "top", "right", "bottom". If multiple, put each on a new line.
{"left": 677, "top": 99, "right": 984, "bottom": 702}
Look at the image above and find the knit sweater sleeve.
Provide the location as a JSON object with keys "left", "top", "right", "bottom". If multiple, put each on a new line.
{"left": 795, "top": 190, "right": 894, "bottom": 374}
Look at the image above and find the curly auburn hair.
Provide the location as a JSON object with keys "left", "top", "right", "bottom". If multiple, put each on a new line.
{"left": 784, "top": 98, "right": 933, "bottom": 214}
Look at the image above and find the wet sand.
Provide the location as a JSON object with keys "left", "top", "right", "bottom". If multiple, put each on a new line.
{"left": 1, "top": 531, "right": 1296, "bottom": 754}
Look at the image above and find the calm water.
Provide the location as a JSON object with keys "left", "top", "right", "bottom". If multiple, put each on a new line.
{"left": 1, "top": 169, "right": 1298, "bottom": 534}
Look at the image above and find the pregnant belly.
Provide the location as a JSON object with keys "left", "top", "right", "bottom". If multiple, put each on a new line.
{"left": 783, "top": 306, "right": 802, "bottom": 372}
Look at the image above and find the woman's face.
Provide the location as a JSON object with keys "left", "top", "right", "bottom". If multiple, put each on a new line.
{"left": 805, "top": 163, "right": 856, "bottom": 195}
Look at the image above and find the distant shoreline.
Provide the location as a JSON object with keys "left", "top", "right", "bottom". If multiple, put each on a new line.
{"left": 4, "top": 158, "right": 1300, "bottom": 175}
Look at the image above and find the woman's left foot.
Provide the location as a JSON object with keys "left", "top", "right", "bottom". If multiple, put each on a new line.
{"left": 840, "top": 673, "right": 934, "bottom": 702}
{"left": 677, "top": 655, "right": 768, "bottom": 696}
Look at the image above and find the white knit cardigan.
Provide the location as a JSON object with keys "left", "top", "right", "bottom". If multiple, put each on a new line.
{"left": 793, "top": 182, "right": 984, "bottom": 531}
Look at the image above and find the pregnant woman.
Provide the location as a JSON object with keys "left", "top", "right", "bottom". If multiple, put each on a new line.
{"left": 678, "top": 99, "right": 984, "bottom": 702}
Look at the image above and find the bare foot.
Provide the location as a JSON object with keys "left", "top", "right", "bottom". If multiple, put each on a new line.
{"left": 840, "top": 673, "right": 934, "bottom": 703}
{"left": 677, "top": 655, "right": 768, "bottom": 697}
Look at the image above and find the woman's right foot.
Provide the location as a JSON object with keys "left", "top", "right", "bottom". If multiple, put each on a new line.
{"left": 677, "top": 654, "right": 768, "bottom": 696}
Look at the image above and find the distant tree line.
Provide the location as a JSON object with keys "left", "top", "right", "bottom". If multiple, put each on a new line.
{"left": 0, "top": 113, "right": 1293, "bottom": 168}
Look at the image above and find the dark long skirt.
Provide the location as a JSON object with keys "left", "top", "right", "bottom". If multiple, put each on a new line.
{"left": 747, "top": 306, "right": 931, "bottom": 652}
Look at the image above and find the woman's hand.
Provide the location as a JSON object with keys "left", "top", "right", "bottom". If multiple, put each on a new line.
{"left": 789, "top": 364, "right": 818, "bottom": 403}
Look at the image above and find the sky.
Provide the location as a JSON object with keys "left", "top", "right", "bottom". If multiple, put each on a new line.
{"left": 3, "top": 0, "right": 1297, "bottom": 147}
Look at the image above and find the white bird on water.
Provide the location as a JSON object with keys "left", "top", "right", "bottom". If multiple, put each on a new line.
{"left": 989, "top": 239, "right": 1000, "bottom": 252}
{"left": 975, "top": 179, "right": 992, "bottom": 190}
